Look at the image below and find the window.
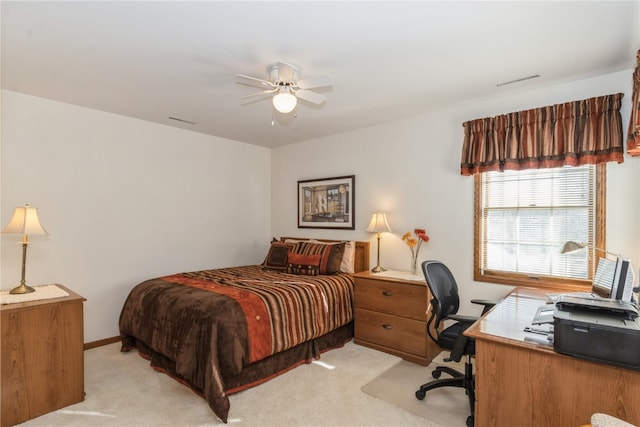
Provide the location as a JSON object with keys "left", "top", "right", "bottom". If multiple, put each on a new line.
{"left": 474, "top": 164, "right": 605, "bottom": 290}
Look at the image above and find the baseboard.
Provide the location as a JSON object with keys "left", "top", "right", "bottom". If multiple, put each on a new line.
{"left": 84, "top": 336, "right": 120, "bottom": 350}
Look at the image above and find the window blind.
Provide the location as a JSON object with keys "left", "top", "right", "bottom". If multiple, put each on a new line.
{"left": 480, "top": 165, "right": 596, "bottom": 280}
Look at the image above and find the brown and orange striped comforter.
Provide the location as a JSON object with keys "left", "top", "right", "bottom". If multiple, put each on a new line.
{"left": 119, "top": 265, "right": 355, "bottom": 423}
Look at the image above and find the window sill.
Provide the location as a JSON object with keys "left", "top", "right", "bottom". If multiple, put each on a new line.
{"left": 474, "top": 271, "right": 592, "bottom": 292}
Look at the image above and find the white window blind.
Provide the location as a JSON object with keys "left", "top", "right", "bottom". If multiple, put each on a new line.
{"left": 480, "top": 165, "right": 596, "bottom": 280}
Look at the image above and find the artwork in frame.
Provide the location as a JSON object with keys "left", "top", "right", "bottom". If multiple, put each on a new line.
{"left": 298, "top": 175, "right": 355, "bottom": 229}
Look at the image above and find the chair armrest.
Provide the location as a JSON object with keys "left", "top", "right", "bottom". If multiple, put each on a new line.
{"left": 472, "top": 299, "right": 500, "bottom": 315}
{"left": 447, "top": 314, "right": 479, "bottom": 325}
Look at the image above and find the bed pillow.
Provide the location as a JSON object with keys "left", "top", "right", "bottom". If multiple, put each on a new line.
{"left": 293, "top": 241, "right": 345, "bottom": 275}
{"left": 283, "top": 238, "right": 308, "bottom": 244}
{"left": 287, "top": 252, "right": 321, "bottom": 276}
{"left": 263, "top": 241, "right": 296, "bottom": 271}
{"left": 310, "top": 240, "right": 356, "bottom": 273}
{"left": 341, "top": 241, "right": 356, "bottom": 273}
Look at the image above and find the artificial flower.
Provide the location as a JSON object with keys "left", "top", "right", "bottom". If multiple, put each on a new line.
{"left": 402, "top": 228, "right": 430, "bottom": 274}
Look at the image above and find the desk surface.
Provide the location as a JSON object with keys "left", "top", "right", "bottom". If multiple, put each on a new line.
{"left": 465, "top": 287, "right": 555, "bottom": 351}
{"left": 466, "top": 287, "right": 640, "bottom": 426}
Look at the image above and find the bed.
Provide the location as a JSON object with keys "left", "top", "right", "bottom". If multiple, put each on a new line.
{"left": 119, "top": 237, "right": 370, "bottom": 423}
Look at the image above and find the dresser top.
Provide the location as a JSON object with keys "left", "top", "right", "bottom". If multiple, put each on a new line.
{"left": 1, "top": 285, "right": 85, "bottom": 312}
{"left": 354, "top": 270, "right": 426, "bottom": 284}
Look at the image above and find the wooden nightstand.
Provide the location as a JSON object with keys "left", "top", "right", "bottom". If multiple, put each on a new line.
{"left": 1, "top": 285, "right": 85, "bottom": 427}
{"left": 353, "top": 271, "right": 440, "bottom": 365}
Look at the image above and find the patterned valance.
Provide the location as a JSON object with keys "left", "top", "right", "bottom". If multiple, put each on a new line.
{"left": 460, "top": 93, "right": 624, "bottom": 176}
{"left": 628, "top": 49, "right": 640, "bottom": 156}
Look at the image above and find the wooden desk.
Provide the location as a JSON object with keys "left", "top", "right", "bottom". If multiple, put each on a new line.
{"left": 466, "top": 287, "right": 640, "bottom": 427}
{"left": 1, "top": 286, "right": 85, "bottom": 427}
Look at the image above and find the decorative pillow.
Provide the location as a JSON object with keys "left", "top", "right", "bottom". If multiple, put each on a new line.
{"left": 293, "top": 241, "right": 345, "bottom": 275}
{"left": 310, "top": 239, "right": 355, "bottom": 273}
{"left": 263, "top": 241, "right": 296, "bottom": 271}
{"left": 341, "top": 241, "right": 356, "bottom": 273}
{"left": 287, "top": 252, "right": 321, "bottom": 276}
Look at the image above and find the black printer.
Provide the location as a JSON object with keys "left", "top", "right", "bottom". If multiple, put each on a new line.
{"left": 552, "top": 295, "right": 640, "bottom": 371}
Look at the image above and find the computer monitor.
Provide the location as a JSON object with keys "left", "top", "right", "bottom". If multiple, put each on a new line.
{"left": 592, "top": 257, "right": 615, "bottom": 298}
{"left": 611, "top": 257, "right": 635, "bottom": 302}
{"left": 592, "top": 257, "right": 636, "bottom": 302}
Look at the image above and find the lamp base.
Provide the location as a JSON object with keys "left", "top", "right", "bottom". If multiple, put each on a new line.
{"left": 9, "top": 283, "right": 35, "bottom": 294}
{"left": 371, "top": 265, "right": 386, "bottom": 273}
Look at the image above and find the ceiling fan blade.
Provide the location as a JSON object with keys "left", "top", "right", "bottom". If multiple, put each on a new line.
{"left": 277, "top": 61, "right": 296, "bottom": 82}
{"left": 297, "top": 75, "right": 333, "bottom": 90}
{"left": 294, "top": 89, "right": 326, "bottom": 105}
{"left": 236, "top": 74, "right": 274, "bottom": 89}
{"left": 240, "top": 88, "right": 277, "bottom": 99}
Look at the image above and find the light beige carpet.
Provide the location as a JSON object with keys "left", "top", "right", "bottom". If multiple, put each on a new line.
{"left": 361, "top": 353, "right": 470, "bottom": 427}
{"left": 16, "top": 341, "right": 465, "bottom": 427}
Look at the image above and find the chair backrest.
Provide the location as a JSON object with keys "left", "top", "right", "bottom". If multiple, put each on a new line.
{"left": 422, "top": 260, "right": 461, "bottom": 330}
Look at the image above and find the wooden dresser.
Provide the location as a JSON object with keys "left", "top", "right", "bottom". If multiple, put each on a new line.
{"left": 353, "top": 271, "right": 440, "bottom": 365}
{"left": 1, "top": 285, "right": 85, "bottom": 427}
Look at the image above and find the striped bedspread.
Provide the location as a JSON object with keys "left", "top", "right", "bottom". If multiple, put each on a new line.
{"left": 164, "top": 265, "right": 354, "bottom": 362}
{"left": 119, "top": 265, "right": 355, "bottom": 423}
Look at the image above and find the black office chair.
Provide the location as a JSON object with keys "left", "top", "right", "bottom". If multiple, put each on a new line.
{"left": 415, "top": 260, "right": 496, "bottom": 427}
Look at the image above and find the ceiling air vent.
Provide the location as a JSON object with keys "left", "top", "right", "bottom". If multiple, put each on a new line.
{"left": 168, "top": 117, "right": 196, "bottom": 125}
{"left": 496, "top": 74, "right": 540, "bottom": 87}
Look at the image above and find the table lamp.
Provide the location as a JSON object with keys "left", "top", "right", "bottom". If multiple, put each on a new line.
{"left": 561, "top": 240, "right": 636, "bottom": 301}
{"left": 2, "top": 204, "right": 48, "bottom": 294}
{"left": 560, "top": 241, "right": 618, "bottom": 258}
{"left": 366, "top": 211, "right": 392, "bottom": 273}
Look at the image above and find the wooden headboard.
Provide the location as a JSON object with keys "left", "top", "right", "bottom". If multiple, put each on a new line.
{"left": 280, "top": 237, "right": 370, "bottom": 273}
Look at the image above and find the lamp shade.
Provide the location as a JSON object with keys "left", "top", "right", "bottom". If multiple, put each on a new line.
{"left": 560, "top": 240, "right": 619, "bottom": 258}
{"left": 2, "top": 204, "right": 48, "bottom": 236}
{"left": 366, "top": 211, "right": 392, "bottom": 233}
{"left": 272, "top": 87, "right": 297, "bottom": 113}
{"left": 560, "top": 241, "right": 586, "bottom": 254}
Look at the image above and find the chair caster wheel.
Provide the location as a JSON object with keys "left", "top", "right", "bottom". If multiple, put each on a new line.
{"left": 466, "top": 415, "right": 474, "bottom": 427}
{"left": 432, "top": 370, "right": 441, "bottom": 379}
{"left": 415, "top": 390, "right": 426, "bottom": 400}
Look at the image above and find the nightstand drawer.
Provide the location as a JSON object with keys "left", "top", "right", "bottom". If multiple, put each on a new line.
{"left": 354, "top": 277, "right": 428, "bottom": 321}
{"left": 354, "top": 308, "right": 427, "bottom": 357}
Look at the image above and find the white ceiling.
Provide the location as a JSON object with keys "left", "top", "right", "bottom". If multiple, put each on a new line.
{"left": 2, "top": 1, "right": 639, "bottom": 148}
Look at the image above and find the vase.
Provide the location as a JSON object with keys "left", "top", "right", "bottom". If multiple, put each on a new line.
{"left": 410, "top": 257, "right": 418, "bottom": 275}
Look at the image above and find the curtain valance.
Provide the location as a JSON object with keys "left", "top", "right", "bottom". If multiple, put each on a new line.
{"left": 460, "top": 93, "right": 624, "bottom": 176}
{"left": 628, "top": 49, "right": 640, "bottom": 157}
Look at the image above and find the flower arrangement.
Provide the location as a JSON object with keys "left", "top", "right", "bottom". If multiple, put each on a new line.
{"left": 402, "top": 228, "right": 430, "bottom": 275}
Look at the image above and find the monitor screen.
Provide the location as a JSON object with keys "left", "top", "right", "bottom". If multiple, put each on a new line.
{"left": 592, "top": 257, "right": 615, "bottom": 298}
{"left": 611, "top": 258, "right": 635, "bottom": 302}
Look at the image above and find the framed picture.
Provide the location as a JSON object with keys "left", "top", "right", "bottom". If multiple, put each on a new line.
{"left": 298, "top": 175, "right": 355, "bottom": 229}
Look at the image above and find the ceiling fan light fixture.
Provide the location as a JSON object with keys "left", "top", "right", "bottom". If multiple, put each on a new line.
{"left": 272, "top": 87, "right": 297, "bottom": 113}
{"left": 236, "top": 61, "right": 331, "bottom": 114}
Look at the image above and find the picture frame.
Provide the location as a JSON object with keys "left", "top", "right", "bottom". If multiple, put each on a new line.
{"left": 298, "top": 175, "right": 355, "bottom": 229}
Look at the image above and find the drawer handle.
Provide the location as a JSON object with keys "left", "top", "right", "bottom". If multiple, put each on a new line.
{"left": 382, "top": 324, "right": 393, "bottom": 330}
{"left": 382, "top": 291, "right": 393, "bottom": 297}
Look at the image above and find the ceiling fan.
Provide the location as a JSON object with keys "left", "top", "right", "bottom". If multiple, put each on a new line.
{"left": 236, "top": 62, "right": 333, "bottom": 114}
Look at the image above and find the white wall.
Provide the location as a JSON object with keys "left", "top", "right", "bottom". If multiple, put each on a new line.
{"left": 1, "top": 90, "right": 272, "bottom": 342}
{"left": 2, "top": 69, "right": 638, "bottom": 343}
{"left": 271, "top": 70, "right": 640, "bottom": 315}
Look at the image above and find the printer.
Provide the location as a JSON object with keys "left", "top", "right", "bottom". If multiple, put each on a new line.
{"left": 552, "top": 295, "right": 640, "bottom": 371}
